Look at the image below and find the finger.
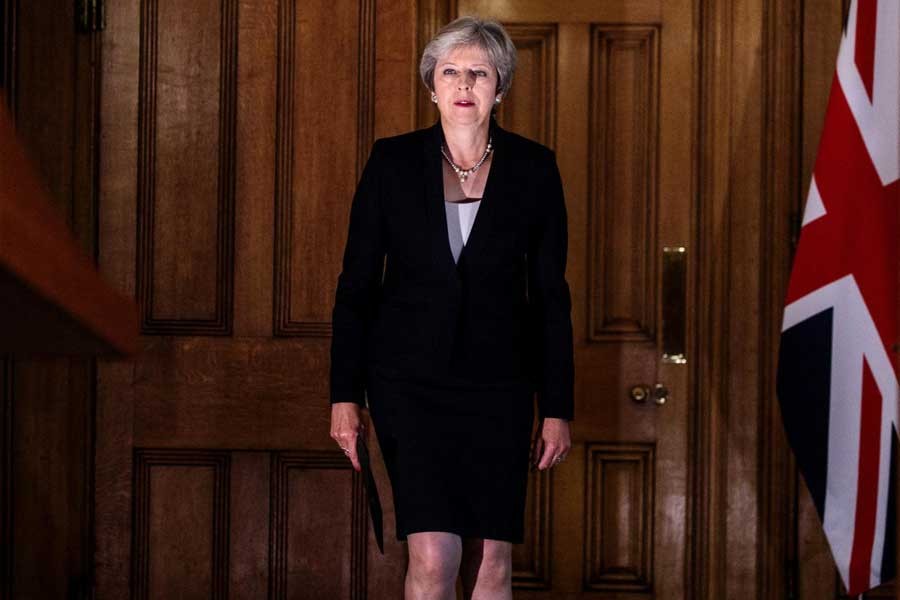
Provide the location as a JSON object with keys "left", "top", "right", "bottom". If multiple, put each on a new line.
{"left": 336, "top": 432, "right": 357, "bottom": 453}
{"left": 336, "top": 436, "right": 362, "bottom": 472}
{"left": 538, "top": 444, "right": 559, "bottom": 470}
{"left": 348, "top": 449, "right": 361, "bottom": 472}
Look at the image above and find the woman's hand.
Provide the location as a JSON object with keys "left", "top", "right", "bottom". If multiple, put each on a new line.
{"left": 531, "top": 417, "right": 572, "bottom": 470}
{"left": 331, "top": 402, "right": 365, "bottom": 472}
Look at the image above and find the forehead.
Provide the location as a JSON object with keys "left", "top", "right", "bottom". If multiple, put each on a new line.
{"left": 438, "top": 44, "right": 492, "bottom": 66}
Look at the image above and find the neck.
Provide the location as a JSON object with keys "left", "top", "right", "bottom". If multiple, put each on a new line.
{"left": 440, "top": 118, "right": 491, "bottom": 167}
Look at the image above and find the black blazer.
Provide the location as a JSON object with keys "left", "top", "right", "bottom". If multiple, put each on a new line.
{"left": 330, "top": 118, "right": 574, "bottom": 420}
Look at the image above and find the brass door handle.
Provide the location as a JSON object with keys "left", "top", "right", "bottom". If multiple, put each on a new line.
{"left": 630, "top": 383, "right": 669, "bottom": 406}
{"left": 652, "top": 383, "right": 669, "bottom": 405}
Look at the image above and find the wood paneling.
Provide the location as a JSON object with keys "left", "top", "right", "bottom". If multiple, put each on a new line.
{"left": 585, "top": 443, "right": 654, "bottom": 593}
{"left": 588, "top": 25, "right": 659, "bottom": 343}
{"left": 136, "top": 0, "right": 238, "bottom": 335}
{"left": 132, "top": 338, "right": 330, "bottom": 449}
{"left": 691, "top": 0, "right": 824, "bottom": 599}
{"left": 228, "top": 452, "right": 270, "bottom": 600}
{"left": 461, "top": 0, "right": 662, "bottom": 22}
{"left": 512, "top": 471, "right": 551, "bottom": 588}
{"left": 0, "top": 3, "right": 101, "bottom": 598}
{"left": 133, "top": 450, "right": 230, "bottom": 600}
{"left": 0, "top": 0, "right": 14, "bottom": 103}
{"left": 273, "top": 0, "right": 375, "bottom": 337}
{"left": 269, "top": 452, "right": 366, "bottom": 600}
{"left": 495, "top": 24, "right": 557, "bottom": 148}
{"left": 0, "top": 358, "right": 10, "bottom": 600}
{"left": 11, "top": 360, "right": 94, "bottom": 599}
{"left": 415, "top": 0, "right": 457, "bottom": 129}
{"left": 758, "top": 0, "right": 802, "bottom": 598}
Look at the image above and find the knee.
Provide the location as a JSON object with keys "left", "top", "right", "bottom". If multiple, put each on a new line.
{"left": 476, "top": 553, "right": 511, "bottom": 589}
{"left": 409, "top": 545, "right": 460, "bottom": 586}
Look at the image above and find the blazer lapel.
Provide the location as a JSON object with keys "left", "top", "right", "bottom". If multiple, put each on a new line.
{"left": 457, "top": 119, "right": 505, "bottom": 267}
{"left": 423, "top": 121, "right": 460, "bottom": 280}
{"left": 423, "top": 118, "right": 506, "bottom": 277}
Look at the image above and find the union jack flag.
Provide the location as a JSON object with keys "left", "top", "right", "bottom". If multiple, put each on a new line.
{"left": 777, "top": 0, "right": 899, "bottom": 595}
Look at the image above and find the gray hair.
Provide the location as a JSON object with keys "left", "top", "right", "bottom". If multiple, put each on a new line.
{"left": 419, "top": 16, "right": 517, "bottom": 96}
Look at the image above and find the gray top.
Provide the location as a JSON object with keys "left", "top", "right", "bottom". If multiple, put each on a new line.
{"left": 444, "top": 199, "right": 481, "bottom": 263}
{"left": 441, "top": 150, "right": 490, "bottom": 264}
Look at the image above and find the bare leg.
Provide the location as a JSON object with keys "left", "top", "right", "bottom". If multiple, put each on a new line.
{"left": 460, "top": 538, "right": 512, "bottom": 600}
{"left": 405, "top": 532, "right": 463, "bottom": 600}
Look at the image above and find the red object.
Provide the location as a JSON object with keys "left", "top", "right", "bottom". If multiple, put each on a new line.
{"left": 0, "top": 93, "right": 139, "bottom": 356}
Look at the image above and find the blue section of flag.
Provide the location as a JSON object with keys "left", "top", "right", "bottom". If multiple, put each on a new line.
{"left": 777, "top": 308, "right": 833, "bottom": 519}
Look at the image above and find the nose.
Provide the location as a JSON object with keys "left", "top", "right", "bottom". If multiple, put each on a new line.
{"left": 457, "top": 69, "right": 476, "bottom": 89}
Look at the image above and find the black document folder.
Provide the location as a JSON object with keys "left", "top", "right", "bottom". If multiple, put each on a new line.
{"left": 356, "top": 435, "right": 384, "bottom": 554}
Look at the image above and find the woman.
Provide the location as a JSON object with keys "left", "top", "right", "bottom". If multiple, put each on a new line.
{"left": 330, "top": 16, "right": 574, "bottom": 600}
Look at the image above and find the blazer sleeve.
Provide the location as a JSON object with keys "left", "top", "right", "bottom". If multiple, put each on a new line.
{"left": 527, "top": 149, "right": 575, "bottom": 421}
{"left": 330, "top": 140, "right": 385, "bottom": 407}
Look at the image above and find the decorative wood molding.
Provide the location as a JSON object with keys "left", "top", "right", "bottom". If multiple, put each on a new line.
{"left": 587, "top": 25, "right": 659, "bottom": 343}
{"left": 356, "top": 0, "right": 375, "bottom": 179}
{"left": 583, "top": 443, "right": 654, "bottom": 593}
{"left": 273, "top": 0, "right": 376, "bottom": 337}
{"left": 758, "top": 0, "right": 803, "bottom": 598}
{"left": 1, "top": 0, "right": 15, "bottom": 114}
{"left": 495, "top": 24, "right": 557, "bottom": 150}
{"left": 269, "top": 451, "right": 367, "bottom": 600}
{"left": 132, "top": 449, "right": 231, "bottom": 600}
{"left": 136, "top": 0, "right": 237, "bottom": 336}
{"left": 513, "top": 469, "right": 552, "bottom": 589}
{"left": 415, "top": 0, "right": 457, "bottom": 129}
{"left": 0, "top": 358, "right": 11, "bottom": 600}
{"left": 691, "top": 1, "right": 734, "bottom": 598}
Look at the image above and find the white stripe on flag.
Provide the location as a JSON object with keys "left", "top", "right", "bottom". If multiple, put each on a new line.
{"left": 802, "top": 177, "right": 826, "bottom": 226}
{"left": 837, "top": 0, "right": 899, "bottom": 185}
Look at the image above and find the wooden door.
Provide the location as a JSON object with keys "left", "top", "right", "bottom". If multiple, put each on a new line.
{"left": 94, "top": 0, "right": 417, "bottom": 597}
{"left": 463, "top": 0, "right": 696, "bottom": 597}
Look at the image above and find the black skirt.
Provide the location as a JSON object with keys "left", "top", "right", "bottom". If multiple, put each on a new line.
{"left": 366, "top": 367, "right": 535, "bottom": 543}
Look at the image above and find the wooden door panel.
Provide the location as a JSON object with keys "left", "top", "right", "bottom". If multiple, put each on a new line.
{"left": 136, "top": 0, "right": 237, "bottom": 332}
{"left": 584, "top": 443, "right": 655, "bottom": 594}
{"left": 270, "top": 452, "right": 366, "bottom": 599}
{"left": 129, "top": 450, "right": 369, "bottom": 599}
{"left": 131, "top": 339, "right": 330, "bottom": 449}
{"left": 513, "top": 472, "right": 552, "bottom": 588}
{"left": 132, "top": 451, "right": 230, "bottom": 599}
{"left": 587, "top": 25, "right": 659, "bottom": 343}
{"left": 275, "top": 0, "right": 374, "bottom": 335}
{"left": 493, "top": 24, "right": 557, "bottom": 148}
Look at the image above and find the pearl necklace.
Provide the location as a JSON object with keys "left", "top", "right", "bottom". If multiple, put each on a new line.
{"left": 440, "top": 137, "right": 493, "bottom": 184}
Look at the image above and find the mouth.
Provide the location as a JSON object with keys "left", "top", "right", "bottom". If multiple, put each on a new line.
{"left": 454, "top": 99, "right": 476, "bottom": 107}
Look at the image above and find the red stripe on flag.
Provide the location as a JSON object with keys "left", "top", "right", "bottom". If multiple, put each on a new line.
{"left": 785, "top": 76, "right": 899, "bottom": 349}
{"left": 854, "top": 0, "right": 877, "bottom": 101}
{"left": 848, "top": 360, "right": 882, "bottom": 594}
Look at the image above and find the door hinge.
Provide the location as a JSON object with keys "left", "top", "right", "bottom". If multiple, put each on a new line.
{"left": 76, "top": 0, "right": 105, "bottom": 33}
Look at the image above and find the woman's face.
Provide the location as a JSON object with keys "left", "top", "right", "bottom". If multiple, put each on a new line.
{"left": 433, "top": 44, "right": 499, "bottom": 129}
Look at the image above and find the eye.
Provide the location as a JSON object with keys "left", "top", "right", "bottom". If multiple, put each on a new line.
{"left": 475, "top": 70, "right": 488, "bottom": 77}
{"left": 442, "top": 68, "right": 457, "bottom": 75}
